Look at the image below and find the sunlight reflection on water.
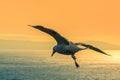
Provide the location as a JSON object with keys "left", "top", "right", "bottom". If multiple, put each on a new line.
{"left": 0, "top": 49, "right": 120, "bottom": 80}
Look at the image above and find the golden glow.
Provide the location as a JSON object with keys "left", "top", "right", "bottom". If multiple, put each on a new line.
{"left": 0, "top": 34, "right": 53, "bottom": 41}
{"left": 108, "top": 50, "right": 120, "bottom": 63}
{"left": 0, "top": 0, "right": 120, "bottom": 40}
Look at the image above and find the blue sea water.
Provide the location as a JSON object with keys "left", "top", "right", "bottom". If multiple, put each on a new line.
{"left": 0, "top": 50, "right": 120, "bottom": 80}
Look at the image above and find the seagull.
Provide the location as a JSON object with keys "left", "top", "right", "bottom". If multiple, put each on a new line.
{"left": 29, "top": 25, "right": 111, "bottom": 68}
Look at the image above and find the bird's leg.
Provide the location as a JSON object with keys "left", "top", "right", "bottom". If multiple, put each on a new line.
{"left": 71, "top": 55, "right": 79, "bottom": 68}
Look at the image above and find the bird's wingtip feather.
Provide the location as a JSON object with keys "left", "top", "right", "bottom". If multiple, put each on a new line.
{"left": 106, "top": 54, "right": 111, "bottom": 56}
{"left": 28, "top": 25, "right": 44, "bottom": 28}
{"left": 28, "top": 25, "right": 33, "bottom": 27}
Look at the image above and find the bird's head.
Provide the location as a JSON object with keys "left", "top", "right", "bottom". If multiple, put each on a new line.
{"left": 51, "top": 50, "right": 56, "bottom": 56}
{"left": 51, "top": 46, "right": 57, "bottom": 56}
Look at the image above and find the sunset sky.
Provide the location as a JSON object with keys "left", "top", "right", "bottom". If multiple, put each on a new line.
{"left": 0, "top": 0, "right": 120, "bottom": 45}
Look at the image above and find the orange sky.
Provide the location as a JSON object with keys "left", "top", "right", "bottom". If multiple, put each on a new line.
{"left": 0, "top": 0, "right": 120, "bottom": 45}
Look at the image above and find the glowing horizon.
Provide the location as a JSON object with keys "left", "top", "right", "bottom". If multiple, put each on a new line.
{"left": 0, "top": 33, "right": 120, "bottom": 46}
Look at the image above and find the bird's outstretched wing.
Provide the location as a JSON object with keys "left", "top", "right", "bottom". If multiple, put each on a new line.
{"left": 75, "top": 43, "right": 111, "bottom": 56}
{"left": 29, "top": 25, "right": 69, "bottom": 45}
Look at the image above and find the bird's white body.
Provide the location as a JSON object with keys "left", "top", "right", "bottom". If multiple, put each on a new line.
{"left": 54, "top": 42, "right": 80, "bottom": 55}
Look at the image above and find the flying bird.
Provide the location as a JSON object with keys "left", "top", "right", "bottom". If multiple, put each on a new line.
{"left": 29, "top": 25, "right": 111, "bottom": 68}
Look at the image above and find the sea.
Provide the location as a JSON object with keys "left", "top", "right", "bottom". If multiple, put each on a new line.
{"left": 0, "top": 49, "right": 120, "bottom": 80}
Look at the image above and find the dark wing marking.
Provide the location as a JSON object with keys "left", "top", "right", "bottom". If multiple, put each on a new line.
{"left": 75, "top": 43, "right": 111, "bottom": 56}
{"left": 29, "top": 25, "right": 69, "bottom": 45}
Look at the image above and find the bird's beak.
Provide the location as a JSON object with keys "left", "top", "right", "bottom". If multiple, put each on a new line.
{"left": 51, "top": 50, "right": 56, "bottom": 56}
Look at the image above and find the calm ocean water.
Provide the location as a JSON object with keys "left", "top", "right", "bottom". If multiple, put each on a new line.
{"left": 0, "top": 49, "right": 120, "bottom": 80}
